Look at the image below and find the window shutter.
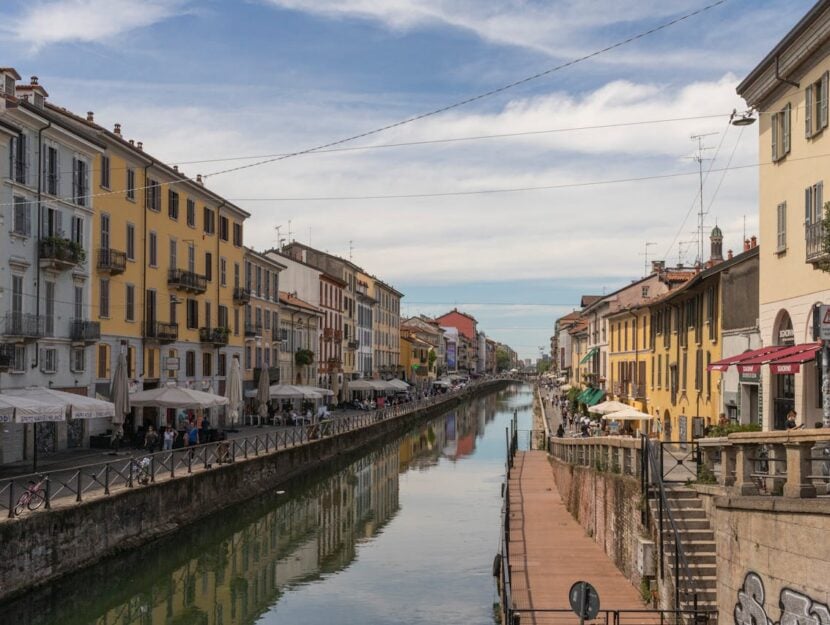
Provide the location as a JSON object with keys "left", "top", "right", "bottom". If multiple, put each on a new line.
{"left": 823, "top": 72, "right": 829, "bottom": 130}
{"left": 55, "top": 210, "right": 63, "bottom": 238}
{"left": 806, "top": 186, "right": 813, "bottom": 225}
{"left": 783, "top": 104, "right": 791, "bottom": 155}
{"left": 23, "top": 135, "right": 30, "bottom": 185}
{"left": 41, "top": 142, "right": 48, "bottom": 186}
{"left": 771, "top": 112, "right": 779, "bottom": 161}
{"left": 807, "top": 84, "right": 814, "bottom": 138}
{"left": 71, "top": 157, "right": 78, "bottom": 202}
{"left": 819, "top": 182, "right": 825, "bottom": 224}
{"left": 55, "top": 149, "right": 61, "bottom": 192}
{"left": 9, "top": 136, "right": 16, "bottom": 178}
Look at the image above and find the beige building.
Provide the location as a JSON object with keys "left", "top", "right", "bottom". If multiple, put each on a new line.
{"left": 359, "top": 272, "right": 402, "bottom": 379}
{"left": 737, "top": 2, "right": 830, "bottom": 429}
{"left": 242, "top": 248, "right": 285, "bottom": 390}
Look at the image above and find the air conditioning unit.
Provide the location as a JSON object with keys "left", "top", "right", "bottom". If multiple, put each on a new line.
{"left": 636, "top": 537, "right": 655, "bottom": 576}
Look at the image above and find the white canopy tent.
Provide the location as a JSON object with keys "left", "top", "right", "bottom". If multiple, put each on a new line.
{"left": 602, "top": 408, "right": 654, "bottom": 421}
{"left": 129, "top": 386, "right": 229, "bottom": 409}
{"left": 269, "top": 384, "right": 322, "bottom": 400}
{"left": 387, "top": 379, "right": 410, "bottom": 391}
{"left": 5, "top": 387, "right": 115, "bottom": 420}
{"left": 589, "top": 400, "right": 633, "bottom": 416}
{"left": 0, "top": 394, "right": 65, "bottom": 424}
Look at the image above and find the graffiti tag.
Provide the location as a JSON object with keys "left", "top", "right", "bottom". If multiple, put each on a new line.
{"left": 735, "top": 572, "right": 830, "bottom": 625}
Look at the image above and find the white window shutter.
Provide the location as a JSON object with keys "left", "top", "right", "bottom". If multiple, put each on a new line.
{"left": 771, "top": 113, "right": 779, "bottom": 161}
{"left": 807, "top": 85, "right": 814, "bottom": 137}
{"left": 23, "top": 134, "right": 31, "bottom": 185}
{"left": 806, "top": 186, "right": 813, "bottom": 224}
{"left": 783, "top": 104, "right": 791, "bottom": 155}
{"left": 71, "top": 157, "right": 78, "bottom": 202}
{"left": 823, "top": 72, "right": 829, "bottom": 129}
{"left": 41, "top": 142, "right": 48, "bottom": 185}
{"left": 55, "top": 149, "right": 61, "bottom": 191}
{"left": 9, "top": 136, "right": 16, "bottom": 178}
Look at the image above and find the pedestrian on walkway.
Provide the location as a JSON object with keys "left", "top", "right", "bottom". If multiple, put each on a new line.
{"left": 162, "top": 426, "right": 175, "bottom": 451}
{"left": 144, "top": 425, "right": 159, "bottom": 452}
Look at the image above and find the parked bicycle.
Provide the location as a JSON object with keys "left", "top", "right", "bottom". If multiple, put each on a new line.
{"left": 14, "top": 475, "right": 47, "bottom": 516}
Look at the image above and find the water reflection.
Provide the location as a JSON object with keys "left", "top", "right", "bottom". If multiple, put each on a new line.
{"left": 1, "top": 385, "right": 529, "bottom": 625}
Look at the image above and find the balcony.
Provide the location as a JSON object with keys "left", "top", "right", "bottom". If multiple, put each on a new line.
{"left": 271, "top": 327, "right": 281, "bottom": 342}
{"left": 2, "top": 312, "right": 46, "bottom": 340}
{"left": 632, "top": 383, "right": 646, "bottom": 399}
{"left": 168, "top": 269, "right": 207, "bottom": 294}
{"left": 97, "top": 248, "right": 127, "bottom": 275}
{"left": 199, "top": 327, "right": 229, "bottom": 346}
{"left": 40, "top": 237, "right": 84, "bottom": 270}
{"left": 233, "top": 287, "right": 251, "bottom": 304}
{"left": 144, "top": 321, "right": 178, "bottom": 343}
{"left": 70, "top": 319, "right": 100, "bottom": 343}
{"left": 347, "top": 340, "right": 359, "bottom": 350}
{"left": 806, "top": 221, "right": 829, "bottom": 263}
{"left": 244, "top": 323, "right": 262, "bottom": 338}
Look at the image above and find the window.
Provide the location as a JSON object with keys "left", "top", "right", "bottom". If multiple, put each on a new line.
{"left": 233, "top": 222, "right": 242, "bottom": 247}
{"left": 264, "top": 270, "right": 270, "bottom": 300}
{"left": 169, "top": 238, "right": 177, "bottom": 270}
{"left": 72, "top": 157, "right": 89, "bottom": 206}
{"left": 220, "top": 258, "right": 227, "bottom": 286}
{"left": 11, "top": 132, "right": 27, "bottom": 184}
{"left": 776, "top": 201, "right": 787, "bottom": 252}
{"left": 71, "top": 216, "right": 83, "bottom": 246}
{"left": 146, "top": 178, "right": 161, "bottom": 211}
{"left": 41, "top": 348, "right": 57, "bottom": 373}
{"left": 203, "top": 207, "right": 215, "bottom": 234}
{"left": 218, "top": 354, "right": 227, "bottom": 377}
{"left": 234, "top": 263, "right": 240, "bottom": 288}
{"left": 99, "top": 278, "right": 110, "bottom": 318}
{"left": 187, "top": 299, "right": 198, "bottom": 329}
{"left": 187, "top": 243, "right": 195, "bottom": 273}
{"left": 205, "top": 252, "right": 212, "bottom": 282}
{"left": 273, "top": 274, "right": 279, "bottom": 301}
{"left": 234, "top": 308, "right": 239, "bottom": 336}
{"left": 219, "top": 216, "right": 229, "bottom": 241}
{"left": 771, "top": 103, "right": 791, "bottom": 162}
{"left": 244, "top": 345, "right": 252, "bottom": 369}
{"left": 205, "top": 301, "right": 211, "bottom": 329}
{"left": 11, "top": 345, "right": 26, "bottom": 374}
{"left": 100, "top": 155, "right": 110, "bottom": 189}
{"left": 97, "top": 344, "right": 109, "bottom": 378}
{"left": 126, "top": 284, "right": 135, "bottom": 322}
{"left": 805, "top": 72, "right": 829, "bottom": 138}
{"left": 45, "top": 282, "right": 55, "bottom": 336}
{"left": 805, "top": 181, "right": 824, "bottom": 226}
{"left": 126, "top": 168, "right": 135, "bottom": 200}
{"left": 125, "top": 223, "right": 134, "bottom": 260}
{"left": 12, "top": 196, "right": 30, "bottom": 236}
{"left": 168, "top": 190, "right": 179, "bottom": 220}
{"left": 71, "top": 348, "right": 85, "bottom": 372}
{"left": 149, "top": 231, "right": 158, "bottom": 267}
{"left": 186, "top": 198, "right": 196, "bottom": 227}
{"left": 185, "top": 351, "right": 196, "bottom": 377}
{"left": 74, "top": 285, "right": 83, "bottom": 321}
{"left": 218, "top": 305, "right": 228, "bottom": 329}
{"left": 45, "top": 145, "right": 59, "bottom": 195}
{"left": 203, "top": 353, "right": 212, "bottom": 377}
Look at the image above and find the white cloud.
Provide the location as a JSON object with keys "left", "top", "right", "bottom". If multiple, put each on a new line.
{"left": 5, "top": 0, "right": 190, "bottom": 51}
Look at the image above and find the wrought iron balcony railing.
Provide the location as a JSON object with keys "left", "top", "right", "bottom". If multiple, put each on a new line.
{"left": 2, "top": 312, "right": 46, "bottom": 339}
{"left": 97, "top": 248, "right": 127, "bottom": 274}
{"left": 70, "top": 319, "right": 101, "bottom": 343}
{"left": 168, "top": 269, "right": 207, "bottom": 294}
{"left": 199, "top": 327, "right": 229, "bottom": 346}
{"left": 144, "top": 321, "right": 178, "bottom": 343}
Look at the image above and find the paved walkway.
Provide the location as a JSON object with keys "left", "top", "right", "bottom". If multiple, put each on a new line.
{"left": 507, "top": 450, "right": 647, "bottom": 624}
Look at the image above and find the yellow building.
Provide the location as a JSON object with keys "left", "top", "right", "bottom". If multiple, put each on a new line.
{"left": 737, "top": 3, "right": 830, "bottom": 429}
{"left": 49, "top": 108, "right": 249, "bottom": 432}
{"left": 358, "top": 272, "right": 403, "bottom": 379}
{"left": 400, "top": 328, "right": 432, "bottom": 388}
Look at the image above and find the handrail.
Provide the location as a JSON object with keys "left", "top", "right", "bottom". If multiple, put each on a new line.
{"left": 645, "top": 437, "right": 699, "bottom": 612}
{"left": 0, "top": 376, "right": 517, "bottom": 520}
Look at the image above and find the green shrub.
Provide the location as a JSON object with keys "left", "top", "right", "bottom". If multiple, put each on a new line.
{"left": 706, "top": 422, "right": 761, "bottom": 438}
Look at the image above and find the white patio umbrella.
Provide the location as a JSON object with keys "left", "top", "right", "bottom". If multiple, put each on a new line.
{"left": 257, "top": 368, "right": 270, "bottom": 424}
{"left": 387, "top": 378, "right": 410, "bottom": 391}
{"left": 268, "top": 384, "right": 308, "bottom": 399}
{"left": 129, "top": 386, "right": 229, "bottom": 409}
{"left": 602, "top": 407, "right": 654, "bottom": 421}
{"left": 331, "top": 375, "right": 341, "bottom": 403}
{"left": 5, "top": 387, "right": 115, "bottom": 419}
{"left": 298, "top": 386, "right": 334, "bottom": 397}
{"left": 0, "top": 393, "right": 64, "bottom": 423}
{"left": 226, "top": 357, "right": 243, "bottom": 426}
{"left": 589, "top": 400, "right": 632, "bottom": 416}
{"left": 348, "top": 379, "right": 376, "bottom": 392}
{"left": 110, "top": 351, "right": 131, "bottom": 426}
{"left": 560, "top": 384, "right": 572, "bottom": 391}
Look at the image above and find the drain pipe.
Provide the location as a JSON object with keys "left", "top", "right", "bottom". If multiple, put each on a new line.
{"left": 140, "top": 159, "right": 155, "bottom": 380}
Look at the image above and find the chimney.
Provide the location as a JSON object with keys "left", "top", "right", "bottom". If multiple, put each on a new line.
{"left": 727, "top": 249, "right": 733, "bottom": 260}
{"left": 173, "top": 165, "right": 179, "bottom": 172}
{"left": 750, "top": 235, "right": 757, "bottom": 248}
{"left": 113, "top": 123, "right": 121, "bottom": 136}
{"left": 128, "top": 139, "right": 134, "bottom": 146}
{"left": 86, "top": 111, "right": 94, "bottom": 122}
{"left": 196, "top": 174, "right": 203, "bottom": 185}
{"left": 30, "top": 75, "right": 38, "bottom": 86}
{"left": 651, "top": 260, "right": 666, "bottom": 274}
{"left": 744, "top": 239, "right": 751, "bottom": 252}
{"left": 137, "top": 141, "right": 143, "bottom": 151}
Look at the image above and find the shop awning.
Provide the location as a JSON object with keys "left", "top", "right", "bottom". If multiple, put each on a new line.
{"left": 707, "top": 346, "right": 784, "bottom": 372}
{"left": 734, "top": 342, "right": 821, "bottom": 374}
{"left": 579, "top": 347, "right": 599, "bottom": 365}
{"left": 768, "top": 342, "right": 821, "bottom": 374}
{"left": 584, "top": 388, "right": 605, "bottom": 407}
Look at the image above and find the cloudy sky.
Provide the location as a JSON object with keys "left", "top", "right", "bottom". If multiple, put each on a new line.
{"left": 0, "top": 0, "right": 816, "bottom": 358}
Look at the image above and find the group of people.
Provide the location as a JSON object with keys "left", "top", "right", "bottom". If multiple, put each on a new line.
{"left": 141, "top": 414, "right": 213, "bottom": 452}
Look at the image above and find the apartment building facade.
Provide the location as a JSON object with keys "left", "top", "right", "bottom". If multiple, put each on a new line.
{"left": 242, "top": 248, "right": 285, "bottom": 390}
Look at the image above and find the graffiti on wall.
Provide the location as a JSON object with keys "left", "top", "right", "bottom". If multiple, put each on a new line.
{"left": 735, "top": 572, "right": 830, "bottom": 625}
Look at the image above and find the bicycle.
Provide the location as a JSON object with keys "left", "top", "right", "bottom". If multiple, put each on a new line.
{"left": 14, "top": 475, "right": 47, "bottom": 516}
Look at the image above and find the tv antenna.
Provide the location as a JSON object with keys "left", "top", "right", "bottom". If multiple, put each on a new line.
{"left": 639, "top": 241, "right": 657, "bottom": 276}
{"left": 274, "top": 225, "right": 282, "bottom": 250}
{"left": 349, "top": 240, "right": 354, "bottom": 261}
{"left": 690, "top": 132, "right": 718, "bottom": 264}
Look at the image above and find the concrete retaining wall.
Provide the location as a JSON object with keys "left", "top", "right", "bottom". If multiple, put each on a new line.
{"left": 550, "top": 456, "right": 646, "bottom": 589}
{"left": 0, "top": 381, "right": 509, "bottom": 601}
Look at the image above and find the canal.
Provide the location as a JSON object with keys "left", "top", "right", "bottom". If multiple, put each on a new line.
{"left": 1, "top": 384, "right": 533, "bottom": 625}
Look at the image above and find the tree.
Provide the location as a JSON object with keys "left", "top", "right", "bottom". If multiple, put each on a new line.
{"left": 496, "top": 347, "right": 511, "bottom": 372}
{"left": 536, "top": 360, "right": 551, "bottom": 374}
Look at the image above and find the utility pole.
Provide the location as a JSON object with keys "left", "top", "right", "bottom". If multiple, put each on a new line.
{"left": 690, "top": 133, "right": 717, "bottom": 264}
{"left": 639, "top": 241, "right": 656, "bottom": 276}
{"left": 274, "top": 225, "right": 282, "bottom": 250}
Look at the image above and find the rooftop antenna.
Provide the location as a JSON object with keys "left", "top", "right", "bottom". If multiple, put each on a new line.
{"left": 287, "top": 219, "right": 293, "bottom": 243}
{"left": 274, "top": 225, "right": 282, "bottom": 250}
{"left": 308, "top": 227, "right": 312, "bottom": 247}
{"left": 743, "top": 215, "right": 746, "bottom": 242}
{"left": 349, "top": 240, "right": 354, "bottom": 261}
{"left": 639, "top": 241, "right": 657, "bottom": 277}
{"left": 690, "top": 132, "right": 718, "bottom": 264}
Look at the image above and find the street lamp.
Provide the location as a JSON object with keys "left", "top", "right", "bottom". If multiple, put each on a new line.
{"left": 730, "top": 109, "right": 756, "bottom": 126}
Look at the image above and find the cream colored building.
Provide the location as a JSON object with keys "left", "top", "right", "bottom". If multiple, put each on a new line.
{"left": 737, "top": 2, "right": 830, "bottom": 429}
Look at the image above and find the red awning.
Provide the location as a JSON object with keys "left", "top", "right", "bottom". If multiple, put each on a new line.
{"left": 768, "top": 343, "right": 821, "bottom": 374}
{"left": 707, "top": 346, "right": 785, "bottom": 372}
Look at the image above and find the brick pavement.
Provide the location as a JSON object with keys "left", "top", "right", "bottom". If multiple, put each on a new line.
{"left": 507, "top": 450, "right": 648, "bottom": 624}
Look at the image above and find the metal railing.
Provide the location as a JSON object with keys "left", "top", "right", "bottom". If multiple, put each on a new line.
{"left": 143, "top": 320, "right": 178, "bottom": 342}
{"left": 233, "top": 286, "right": 251, "bottom": 303}
{"left": 39, "top": 238, "right": 83, "bottom": 266}
{"left": 503, "top": 608, "right": 717, "bottom": 624}
{"left": 168, "top": 269, "right": 207, "bottom": 293}
{"left": 96, "top": 248, "right": 127, "bottom": 274}
{"left": 2, "top": 312, "right": 46, "bottom": 339}
{"left": 0, "top": 376, "right": 517, "bottom": 520}
{"left": 806, "top": 221, "right": 827, "bottom": 262}
{"left": 198, "top": 327, "right": 229, "bottom": 346}
{"left": 70, "top": 319, "right": 101, "bottom": 342}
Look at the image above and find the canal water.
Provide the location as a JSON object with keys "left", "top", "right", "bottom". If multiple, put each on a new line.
{"left": 2, "top": 384, "right": 533, "bottom": 625}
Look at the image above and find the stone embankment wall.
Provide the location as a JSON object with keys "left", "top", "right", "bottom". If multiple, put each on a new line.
{"left": 710, "top": 495, "right": 830, "bottom": 622}
{"left": 0, "top": 381, "right": 508, "bottom": 601}
{"left": 549, "top": 457, "right": 645, "bottom": 588}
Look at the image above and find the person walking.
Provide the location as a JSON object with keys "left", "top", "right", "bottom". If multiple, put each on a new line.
{"left": 162, "top": 426, "right": 175, "bottom": 451}
{"left": 143, "top": 425, "right": 159, "bottom": 452}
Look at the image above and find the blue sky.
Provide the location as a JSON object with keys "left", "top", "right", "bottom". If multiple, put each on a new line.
{"left": 0, "top": 0, "right": 818, "bottom": 358}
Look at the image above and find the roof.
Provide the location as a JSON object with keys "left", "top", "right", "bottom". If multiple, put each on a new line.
{"left": 580, "top": 295, "right": 603, "bottom": 308}
{"left": 16, "top": 100, "right": 106, "bottom": 149}
{"left": 279, "top": 291, "right": 322, "bottom": 315}
{"left": 244, "top": 247, "right": 287, "bottom": 271}
{"left": 44, "top": 102, "right": 250, "bottom": 219}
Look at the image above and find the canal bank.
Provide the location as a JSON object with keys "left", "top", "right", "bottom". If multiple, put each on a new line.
{"left": 0, "top": 384, "right": 533, "bottom": 625}
{"left": 0, "top": 379, "right": 512, "bottom": 602}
